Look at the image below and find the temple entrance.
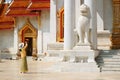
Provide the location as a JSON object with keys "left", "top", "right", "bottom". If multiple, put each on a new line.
{"left": 25, "top": 37, "right": 33, "bottom": 56}
{"left": 19, "top": 19, "right": 37, "bottom": 56}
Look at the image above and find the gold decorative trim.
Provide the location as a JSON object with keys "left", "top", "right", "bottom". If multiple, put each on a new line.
{"left": 19, "top": 19, "right": 37, "bottom": 41}
{"left": 57, "top": 7, "right": 64, "bottom": 42}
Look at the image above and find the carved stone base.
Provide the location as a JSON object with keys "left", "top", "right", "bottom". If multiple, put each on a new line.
{"left": 73, "top": 43, "right": 91, "bottom": 50}
{"left": 60, "top": 50, "right": 96, "bottom": 63}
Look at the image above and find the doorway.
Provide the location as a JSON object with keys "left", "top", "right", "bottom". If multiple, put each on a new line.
{"left": 18, "top": 19, "right": 37, "bottom": 56}
{"left": 25, "top": 37, "right": 33, "bottom": 56}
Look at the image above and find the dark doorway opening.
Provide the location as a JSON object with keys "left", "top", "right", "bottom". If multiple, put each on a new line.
{"left": 25, "top": 37, "right": 33, "bottom": 56}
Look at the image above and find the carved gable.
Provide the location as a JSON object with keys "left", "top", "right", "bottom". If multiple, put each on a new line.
{"left": 19, "top": 19, "right": 37, "bottom": 42}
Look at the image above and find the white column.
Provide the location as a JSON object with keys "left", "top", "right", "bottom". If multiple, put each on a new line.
{"left": 37, "top": 14, "right": 43, "bottom": 55}
{"left": 37, "top": 30, "right": 43, "bottom": 54}
{"left": 84, "top": 0, "right": 97, "bottom": 50}
{"left": 14, "top": 27, "right": 18, "bottom": 54}
{"left": 64, "top": 0, "right": 75, "bottom": 50}
{"left": 50, "top": 0, "right": 57, "bottom": 42}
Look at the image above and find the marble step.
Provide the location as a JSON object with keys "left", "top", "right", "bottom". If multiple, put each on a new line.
{"left": 99, "top": 50, "right": 120, "bottom": 54}
{"left": 46, "top": 50, "right": 60, "bottom": 57}
{"left": 102, "top": 70, "right": 120, "bottom": 72}
{"left": 47, "top": 43, "right": 63, "bottom": 50}
{"left": 96, "top": 58, "right": 120, "bottom": 67}
{"left": 60, "top": 62, "right": 99, "bottom": 72}
{"left": 97, "top": 55, "right": 120, "bottom": 59}
{"left": 96, "top": 50, "right": 120, "bottom": 72}
{"left": 103, "top": 65, "right": 120, "bottom": 68}
{"left": 96, "top": 58, "right": 120, "bottom": 62}
{"left": 102, "top": 67, "right": 120, "bottom": 72}
{"left": 96, "top": 62, "right": 120, "bottom": 67}
{"left": 97, "top": 62, "right": 120, "bottom": 67}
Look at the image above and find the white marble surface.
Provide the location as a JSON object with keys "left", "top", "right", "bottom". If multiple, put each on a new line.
{"left": 0, "top": 58, "right": 120, "bottom": 80}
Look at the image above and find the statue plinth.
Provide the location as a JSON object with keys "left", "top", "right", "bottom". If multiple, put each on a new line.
{"left": 73, "top": 43, "right": 91, "bottom": 50}
{"left": 71, "top": 43, "right": 96, "bottom": 63}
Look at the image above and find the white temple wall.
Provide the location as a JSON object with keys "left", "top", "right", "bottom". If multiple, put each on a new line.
{"left": 81, "top": 0, "right": 113, "bottom": 32}
{"left": 16, "top": 17, "right": 27, "bottom": 29}
{"left": 96, "top": 0, "right": 104, "bottom": 31}
{"left": 29, "top": 17, "right": 39, "bottom": 29}
{"left": 0, "top": 29, "right": 14, "bottom": 52}
{"left": 96, "top": 0, "right": 112, "bottom": 48}
{"left": 57, "top": 0, "right": 64, "bottom": 10}
{"left": 40, "top": 10, "right": 50, "bottom": 51}
{"left": 16, "top": 16, "right": 38, "bottom": 30}
{"left": 103, "top": 0, "right": 113, "bottom": 31}
{"left": 16, "top": 10, "right": 50, "bottom": 52}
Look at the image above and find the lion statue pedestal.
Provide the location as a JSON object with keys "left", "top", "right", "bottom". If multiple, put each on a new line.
{"left": 72, "top": 4, "right": 98, "bottom": 63}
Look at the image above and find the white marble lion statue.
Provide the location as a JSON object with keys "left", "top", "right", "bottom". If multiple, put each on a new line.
{"left": 75, "top": 4, "right": 91, "bottom": 44}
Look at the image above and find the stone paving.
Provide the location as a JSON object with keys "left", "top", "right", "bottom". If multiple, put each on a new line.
{"left": 0, "top": 57, "right": 120, "bottom": 80}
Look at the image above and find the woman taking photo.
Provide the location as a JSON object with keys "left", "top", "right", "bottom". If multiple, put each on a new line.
{"left": 20, "top": 41, "right": 28, "bottom": 73}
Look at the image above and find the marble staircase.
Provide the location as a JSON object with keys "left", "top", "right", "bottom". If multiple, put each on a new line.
{"left": 96, "top": 50, "right": 120, "bottom": 72}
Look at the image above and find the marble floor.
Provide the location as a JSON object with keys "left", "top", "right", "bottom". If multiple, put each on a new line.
{"left": 0, "top": 58, "right": 120, "bottom": 80}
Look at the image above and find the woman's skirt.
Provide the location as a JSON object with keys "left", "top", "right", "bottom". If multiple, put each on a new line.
{"left": 20, "top": 57, "right": 28, "bottom": 73}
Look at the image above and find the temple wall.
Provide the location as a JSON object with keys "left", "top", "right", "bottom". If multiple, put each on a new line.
{"left": 96, "top": 0, "right": 113, "bottom": 49}
{"left": 87, "top": 0, "right": 113, "bottom": 32}
{"left": 16, "top": 10, "right": 50, "bottom": 52}
{"left": 57, "top": 0, "right": 64, "bottom": 10}
{"left": 16, "top": 17, "right": 38, "bottom": 30}
{"left": 97, "top": 0, "right": 104, "bottom": 31}
{"left": 103, "top": 0, "right": 113, "bottom": 31}
{"left": 0, "top": 29, "right": 14, "bottom": 52}
{"left": 41, "top": 10, "right": 50, "bottom": 51}
{"left": 0, "top": 0, "right": 114, "bottom": 54}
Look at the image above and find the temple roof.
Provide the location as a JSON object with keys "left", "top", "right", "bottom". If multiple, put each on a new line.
{"left": 9, "top": 0, "right": 30, "bottom": 9}
{"left": 0, "top": 0, "right": 50, "bottom": 29}
{"left": 0, "top": 4, "right": 14, "bottom": 30}
{"left": 6, "top": 0, "right": 50, "bottom": 16}
{"left": 28, "top": 2, "right": 50, "bottom": 10}
{"left": 31, "top": 0, "right": 50, "bottom": 2}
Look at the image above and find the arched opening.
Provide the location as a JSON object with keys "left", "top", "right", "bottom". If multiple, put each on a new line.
{"left": 19, "top": 19, "right": 37, "bottom": 56}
